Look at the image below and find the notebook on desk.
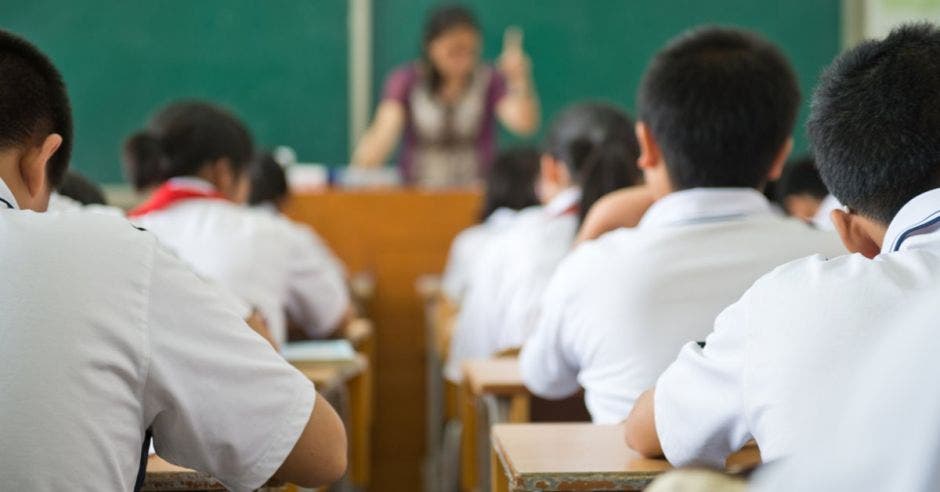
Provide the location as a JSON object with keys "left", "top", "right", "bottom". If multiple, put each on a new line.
{"left": 283, "top": 339, "right": 357, "bottom": 363}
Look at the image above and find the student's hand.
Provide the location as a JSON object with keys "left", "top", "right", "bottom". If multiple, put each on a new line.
{"left": 246, "top": 309, "right": 279, "bottom": 351}
{"left": 498, "top": 27, "right": 532, "bottom": 87}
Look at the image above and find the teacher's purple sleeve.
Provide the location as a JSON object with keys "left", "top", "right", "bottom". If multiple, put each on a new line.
{"left": 382, "top": 65, "right": 417, "bottom": 104}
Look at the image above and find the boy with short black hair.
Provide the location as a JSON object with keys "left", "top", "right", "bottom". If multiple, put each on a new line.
{"left": 625, "top": 22, "right": 940, "bottom": 468}
{"left": 0, "top": 29, "right": 347, "bottom": 489}
{"left": 520, "top": 27, "right": 843, "bottom": 424}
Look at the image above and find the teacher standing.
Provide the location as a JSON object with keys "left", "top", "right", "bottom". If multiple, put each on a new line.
{"left": 351, "top": 4, "right": 540, "bottom": 187}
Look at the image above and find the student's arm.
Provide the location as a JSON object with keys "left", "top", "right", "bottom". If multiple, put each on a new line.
{"left": 351, "top": 101, "right": 405, "bottom": 167}
{"left": 631, "top": 299, "right": 753, "bottom": 469}
{"left": 144, "top": 245, "right": 348, "bottom": 490}
{"left": 576, "top": 186, "right": 655, "bottom": 245}
{"left": 496, "top": 27, "right": 540, "bottom": 135}
{"left": 285, "top": 224, "right": 352, "bottom": 338}
{"left": 271, "top": 393, "right": 348, "bottom": 486}
{"left": 246, "top": 309, "right": 279, "bottom": 351}
{"left": 518, "top": 258, "right": 582, "bottom": 399}
{"left": 624, "top": 388, "right": 662, "bottom": 457}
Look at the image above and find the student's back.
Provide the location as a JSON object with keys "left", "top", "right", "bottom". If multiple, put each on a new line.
{"left": 126, "top": 103, "right": 349, "bottom": 346}
{"left": 624, "top": 23, "right": 940, "bottom": 469}
{"left": 520, "top": 27, "right": 844, "bottom": 423}
{"left": 445, "top": 103, "right": 642, "bottom": 381}
{"left": 1, "top": 207, "right": 315, "bottom": 489}
{"left": 0, "top": 29, "right": 345, "bottom": 491}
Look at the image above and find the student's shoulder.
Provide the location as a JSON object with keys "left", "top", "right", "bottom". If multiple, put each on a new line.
{"left": 553, "top": 228, "right": 646, "bottom": 281}
{"left": 746, "top": 250, "right": 869, "bottom": 300}
{"left": 42, "top": 208, "right": 156, "bottom": 245}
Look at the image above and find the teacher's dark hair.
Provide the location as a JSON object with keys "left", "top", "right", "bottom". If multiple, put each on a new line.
{"left": 543, "top": 102, "right": 642, "bottom": 225}
{"left": 123, "top": 101, "right": 254, "bottom": 192}
{"left": 423, "top": 4, "right": 480, "bottom": 93}
{"left": 480, "top": 146, "right": 540, "bottom": 221}
{"left": 0, "top": 29, "right": 73, "bottom": 188}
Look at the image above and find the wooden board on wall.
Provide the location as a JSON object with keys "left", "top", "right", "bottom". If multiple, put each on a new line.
{"left": 285, "top": 189, "right": 482, "bottom": 490}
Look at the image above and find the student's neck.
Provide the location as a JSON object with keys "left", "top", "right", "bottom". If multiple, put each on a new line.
{"left": 0, "top": 157, "right": 29, "bottom": 208}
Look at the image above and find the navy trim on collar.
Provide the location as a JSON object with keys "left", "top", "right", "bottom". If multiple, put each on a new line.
{"left": 0, "top": 196, "right": 14, "bottom": 209}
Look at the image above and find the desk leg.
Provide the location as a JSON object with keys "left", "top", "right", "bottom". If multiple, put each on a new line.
{"left": 459, "top": 379, "right": 478, "bottom": 492}
{"left": 490, "top": 445, "right": 509, "bottom": 492}
{"left": 348, "top": 367, "right": 372, "bottom": 488}
{"left": 507, "top": 395, "right": 530, "bottom": 424}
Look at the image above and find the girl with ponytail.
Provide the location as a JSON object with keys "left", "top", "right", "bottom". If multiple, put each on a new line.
{"left": 444, "top": 102, "right": 642, "bottom": 382}
{"left": 126, "top": 101, "right": 351, "bottom": 347}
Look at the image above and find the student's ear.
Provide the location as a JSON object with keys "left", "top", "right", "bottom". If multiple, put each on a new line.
{"left": 635, "top": 122, "right": 661, "bottom": 172}
{"left": 18, "top": 133, "right": 62, "bottom": 211}
{"left": 766, "top": 137, "right": 794, "bottom": 182}
{"left": 831, "top": 208, "right": 881, "bottom": 259}
{"left": 635, "top": 122, "right": 671, "bottom": 198}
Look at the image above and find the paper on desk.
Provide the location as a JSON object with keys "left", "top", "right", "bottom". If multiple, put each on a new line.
{"left": 282, "top": 339, "right": 356, "bottom": 363}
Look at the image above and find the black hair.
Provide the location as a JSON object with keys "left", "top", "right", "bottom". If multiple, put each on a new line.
{"left": 637, "top": 26, "right": 799, "bottom": 190}
{"left": 422, "top": 4, "right": 480, "bottom": 93}
{"left": 123, "top": 101, "right": 253, "bottom": 192}
{"left": 248, "top": 151, "right": 289, "bottom": 207}
{"left": 777, "top": 155, "right": 829, "bottom": 201}
{"left": 0, "top": 30, "right": 73, "bottom": 188}
{"left": 480, "top": 146, "right": 540, "bottom": 221}
{"left": 809, "top": 23, "right": 940, "bottom": 224}
{"left": 543, "top": 102, "right": 643, "bottom": 224}
{"left": 58, "top": 170, "right": 107, "bottom": 206}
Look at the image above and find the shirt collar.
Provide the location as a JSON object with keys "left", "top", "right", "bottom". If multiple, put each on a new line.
{"left": 882, "top": 188, "right": 940, "bottom": 254}
{"left": 543, "top": 187, "right": 581, "bottom": 217}
{"left": 639, "top": 188, "right": 774, "bottom": 228}
{"left": 166, "top": 176, "right": 218, "bottom": 193}
{"left": 0, "top": 178, "right": 20, "bottom": 210}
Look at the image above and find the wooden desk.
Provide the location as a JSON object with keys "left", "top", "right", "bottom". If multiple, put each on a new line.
{"left": 461, "top": 357, "right": 531, "bottom": 492}
{"left": 491, "top": 424, "right": 762, "bottom": 492}
{"left": 285, "top": 188, "right": 482, "bottom": 489}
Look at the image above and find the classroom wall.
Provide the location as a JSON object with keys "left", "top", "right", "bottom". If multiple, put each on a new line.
{"left": 0, "top": 1, "right": 349, "bottom": 184}
{"left": 373, "top": 0, "right": 842, "bottom": 160}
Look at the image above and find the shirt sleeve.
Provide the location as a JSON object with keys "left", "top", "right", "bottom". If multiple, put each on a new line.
{"left": 654, "top": 296, "right": 753, "bottom": 469}
{"left": 284, "top": 224, "right": 350, "bottom": 338}
{"left": 487, "top": 68, "right": 509, "bottom": 108}
{"left": 519, "top": 261, "right": 581, "bottom": 399}
{"left": 381, "top": 65, "right": 416, "bottom": 104}
{"left": 143, "top": 244, "right": 317, "bottom": 492}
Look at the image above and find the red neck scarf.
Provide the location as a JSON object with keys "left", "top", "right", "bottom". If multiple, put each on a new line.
{"left": 128, "top": 182, "right": 225, "bottom": 218}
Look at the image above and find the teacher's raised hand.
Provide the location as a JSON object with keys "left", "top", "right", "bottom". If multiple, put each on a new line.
{"left": 496, "top": 26, "right": 540, "bottom": 135}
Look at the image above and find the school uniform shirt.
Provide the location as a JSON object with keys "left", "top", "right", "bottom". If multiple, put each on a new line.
{"left": 519, "top": 188, "right": 845, "bottom": 424}
{"left": 752, "top": 288, "right": 940, "bottom": 492}
{"left": 0, "top": 180, "right": 316, "bottom": 491}
{"left": 131, "top": 178, "right": 350, "bottom": 346}
{"left": 46, "top": 191, "right": 124, "bottom": 216}
{"left": 444, "top": 187, "right": 580, "bottom": 382}
{"left": 811, "top": 194, "right": 841, "bottom": 230}
{"left": 441, "top": 207, "right": 520, "bottom": 303}
{"left": 653, "top": 187, "right": 940, "bottom": 468}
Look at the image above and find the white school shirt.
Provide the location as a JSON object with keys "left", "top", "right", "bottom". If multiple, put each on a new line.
{"left": 0, "top": 180, "right": 316, "bottom": 491}
{"left": 752, "top": 288, "right": 940, "bottom": 492}
{"left": 811, "top": 194, "right": 842, "bottom": 230}
{"left": 444, "top": 187, "right": 581, "bottom": 382}
{"left": 132, "top": 178, "right": 349, "bottom": 346}
{"left": 441, "top": 207, "right": 520, "bottom": 303}
{"left": 519, "top": 188, "right": 845, "bottom": 424}
{"left": 46, "top": 191, "right": 124, "bottom": 217}
{"left": 653, "top": 187, "right": 940, "bottom": 468}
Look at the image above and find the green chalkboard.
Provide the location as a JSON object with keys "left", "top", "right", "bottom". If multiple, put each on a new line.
{"left": 372, "top": 0, "right": 842, "bottom": 158}
{"left": 0, "top": 1, "right": 349, "bottom": 183}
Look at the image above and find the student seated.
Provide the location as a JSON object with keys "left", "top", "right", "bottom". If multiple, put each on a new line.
{"left": 126, "top": 102, "right": 352, "bottom": 347}
{"left": 752, "top": 287, "right": 940, "bottom": 492}
{"left": 0, "top": 29, "right": 346, "bottom": 489}
{"left": 519, "top": 27, "right": 844, "bottom": 424}
{"left": 624, "top": 23, "right": 940, "bottom": 468}
{"left": 441, "top": 146, "right": 540, "bottom": 303}
{"left": 775, "top": 155, "right": 830, "bottom": 222}
{"left": 444, "top": 102, "right": 642, "bottom": 381}
{"left": 248, "top": 150, "right": 348, "bottom": 317}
